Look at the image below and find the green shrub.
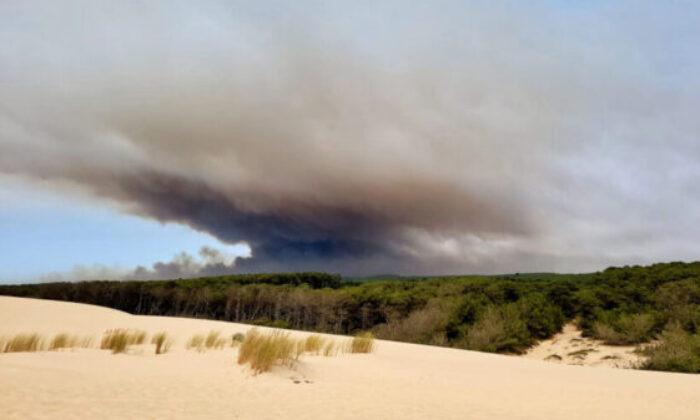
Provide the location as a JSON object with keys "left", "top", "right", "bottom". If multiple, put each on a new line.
{"left": 517, "top": 294, "right": 565, "bottom": 339}
{"left": 463, "top": 305, "right": 530, "bottom": 353}
{"left": 641, "top": 324, "right": 700, "bottom": 373}
{"left": 374, "top": 301, "right": 450, "bottom": 345}
{"left": 592, "top": 313, "right": 656, "bottom": 345}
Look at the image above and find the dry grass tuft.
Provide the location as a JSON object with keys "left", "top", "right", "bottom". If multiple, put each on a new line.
{"left": 205, "top": 331, "right": 227, "bottom": 349}
{"left": 303, "top": 335, "right": 325, "bottom": 354}
{"left": 187, "top": 331, "right": 228, "bottom": 351}
{"left": 349, "top": 332, "right": 375, "bottom": 354}
{"left": 237, "top": 328, "right": 298, "bottom": 374}
{"left": 235, "top": 329, "right": 372, "bottom": 375}
{"left": 294, "top": 339, "right": 306, "bottom": 360}
{"left": 101, "top": 329, "right": 148, "bottom": 354}
{"left": 323, "top": 340, "right": 337, "bottom": 356}
{"left": 567, "top": 348, "right": 597, "bottom": 360}
{"left": 231, "top": 332, "right": 245, "bottom": 346}
{"left": 151, "top": 332, "right": 172, "bottom": 355}
{"left": 0, "top": 333, "right": 92, "bottom": 353}
{"left": 49, "top": 333, "right": 92, "bottom": 351}
{"left": 1, "top": 333, "right": 45, "bottom": 353}
{"left": 187, "top": 334, "right": 205, "bottom": 351}
{"left": 49, "top": 333, "right": 71, "bottom": 351}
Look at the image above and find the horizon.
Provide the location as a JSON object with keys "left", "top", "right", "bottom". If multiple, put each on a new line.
{"left": 7, "top": 259, "right": 700, "bottom": 286}
{"left": 3, "top": 1, "right": 700, "bottom": 282}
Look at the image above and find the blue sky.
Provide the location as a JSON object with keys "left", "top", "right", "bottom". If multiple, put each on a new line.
{"left": 0, "top": 177, "right": 249, "bottom": 283}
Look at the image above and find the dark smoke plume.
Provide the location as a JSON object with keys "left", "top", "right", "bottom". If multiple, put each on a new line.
{"left": 3, "top": 2, "right": 700, "bottom": 276}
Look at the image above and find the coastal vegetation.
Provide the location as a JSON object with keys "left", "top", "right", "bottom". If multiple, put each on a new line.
{"left": 100, "top": 329, "right": 147, "bottom": 354}
{"left": 2, "top": 262, "right": 700, "bottom": 372}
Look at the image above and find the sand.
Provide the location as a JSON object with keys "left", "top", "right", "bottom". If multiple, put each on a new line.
{"left": 525, "top": 323, "right": 644, "bottom": 368}
{"left": 1, "top": 296, "right": 699, "bottom": 420}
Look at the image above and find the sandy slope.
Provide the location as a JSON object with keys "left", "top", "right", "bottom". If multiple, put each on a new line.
{"left": 1, "top": 296, "right": 699, "bottom": 420}
{"left": 525, "top": 323, "right": 644, "bottom": 368}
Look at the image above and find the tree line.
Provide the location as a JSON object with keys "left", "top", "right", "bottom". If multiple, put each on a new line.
{"left": 1, "top": 263, "right": 699, "bottom": 372}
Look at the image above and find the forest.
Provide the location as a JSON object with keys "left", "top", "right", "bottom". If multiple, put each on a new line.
{"left": 1, "top": 263, "right": 699, "bottom": 373}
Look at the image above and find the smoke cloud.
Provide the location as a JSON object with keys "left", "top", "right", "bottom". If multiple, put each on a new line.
{"left": 2, "top": 1, "right": 700, "bottom": 275}
{"left": 40, "top": 246, "right": 244, "bottom": 282}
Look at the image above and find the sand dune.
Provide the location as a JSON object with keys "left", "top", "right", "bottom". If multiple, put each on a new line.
{"left": 525, "top": 323, "right": 644, "bottom": 368}
{"left": 1, "top": 296, "right": 699, "bottom": 420}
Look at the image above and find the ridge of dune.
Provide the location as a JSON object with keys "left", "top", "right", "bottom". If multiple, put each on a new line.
{"left": 1, "top": 296, "right": 699, "bottom": 420}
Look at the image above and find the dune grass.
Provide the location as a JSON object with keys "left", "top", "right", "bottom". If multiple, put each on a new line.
{"left": 49, "top": 333, "right": 93, "bottom": 351}
{"left": 101, "top": 329, "right": 148, "bottom": 354}
{"left": 49, "top": 333, "right": 71, "bottom": 351}
{"left": 323, "top": 340, "right": 337, "bottom": 356}
{"left": 567, "top": 348, "right": 597, "bottom": 360}
{"left": 0, "top": 332, "right": 94, "bottom": 353}
{"left": 151, "top": 332, "right": 172, "bottom": 355}
{"left": 236, "top": 328, "right": 375, "bottom": 374}
{"left": 1, "top": 333, "right": 45, "bottom": 353}
{"left": 186, "top": 334, "right": 205, "bottom": 351}
{"left": 231, "top": 332, "right": 245, "bottom": 347}
{"left": 237, "top": 329, "right": 299, "bottom": 374}
{"left": 205, "top": 330, "right": 227, "bottom": 349}
{"left": 303, "top": 335, "right": 326, "bottom": 354}
{"left": 187, "top": 330, "right": 228, "bottom": 352}
{"left": 349, "top": 332, "right": 375, "bottom": 354}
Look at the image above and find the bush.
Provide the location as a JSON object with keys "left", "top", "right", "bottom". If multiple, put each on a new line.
{"left": 641, "top": 324, "right": 700, "bottom": 373}
{"left": 349, "top": 332, "right": 375, "bottom": 354}
{"left": 375, "top": 301, "right": 450, "bottom": 345}
{"left": 517, "top": 294, "right": 565, "bottom": 339}
{"left": 592, "top": 313, "right": 656, "bottom": 345}
{"left": 463, "top": 305, "right": 530, "bottom": 353}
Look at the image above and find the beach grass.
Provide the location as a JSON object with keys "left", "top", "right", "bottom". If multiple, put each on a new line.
{"left": 49, "top": 333, "right": 93, "bottom": 351}
{"left": 349, "top": 332, "right": 375, "bottom": 354}
{"left": 1, "top": 333, "right": 44, "bottom": 353}
{"left": 101, "top": 329, "right": 148, "bottom": 354}
{"left": 237, "top": 328, "right": 299, "bottom": 374}
{"left": 151, "top": 332, "right": 172, "bottom": 355}
{"left": 303, "top": 335, "right": 325, "bottom": 354}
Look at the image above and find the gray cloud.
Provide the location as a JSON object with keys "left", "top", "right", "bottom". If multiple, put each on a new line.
{"left": 2, "top": 1, "right": 700, "bottom": 275}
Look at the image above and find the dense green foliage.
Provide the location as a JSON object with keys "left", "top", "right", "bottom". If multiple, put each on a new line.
{"left": 2, "top": 262, "right": 700, "bottom": 372}
{"left": 641, "top": 323, "right": 700, "bottom": 373}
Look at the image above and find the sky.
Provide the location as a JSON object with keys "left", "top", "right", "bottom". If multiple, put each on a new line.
{"left": 1, "top": 1, "right": 700, "bottom": 282}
